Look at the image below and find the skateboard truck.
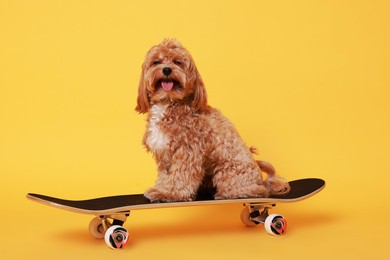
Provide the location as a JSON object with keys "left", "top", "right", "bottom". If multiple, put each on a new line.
{"left": 92, "top": 211, "right": 130, "bottom": 235}
{"left": 241, "top": 203, "right": 287, "bottom": 235}
{"left": 248, "top": 205, "right": 271, "bottom": 224}
{"left": 89, "top": 211, "right": 130, "bottom": 249}
{"left": 99, "top": 211, "right": 129, "bottom": 227}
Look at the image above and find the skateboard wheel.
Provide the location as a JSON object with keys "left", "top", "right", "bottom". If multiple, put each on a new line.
{"left": 264, "top": 214, "right": 287, "bottom": 235}
{"left": 104, "top": 225, "right": 129, "bottom": 249}
{"left": 240, "top": 207, "right": 258, "bottom": 227}
{"left": 89, "top": 217, "right": 106, "bottom": 239}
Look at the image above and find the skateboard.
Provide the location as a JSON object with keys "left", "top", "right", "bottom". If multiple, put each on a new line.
{"left": 27, "top": 178, "right": 325, "bottom": 249}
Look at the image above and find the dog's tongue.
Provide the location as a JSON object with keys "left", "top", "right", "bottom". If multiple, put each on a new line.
{"left": 161, "top": 81, "right": 174, "bottom": 91}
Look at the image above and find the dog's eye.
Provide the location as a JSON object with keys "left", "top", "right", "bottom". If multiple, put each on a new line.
{"left": 174, "top": 60, "right": 182, "bottom": 65}
{"left": 152, "top": 60, "right": 162, "bottom": 65}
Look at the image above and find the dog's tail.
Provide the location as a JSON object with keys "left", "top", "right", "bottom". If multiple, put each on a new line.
{"left": 250, "top": 147, "right": 290, "bottom": 196}
{"left": 257, "top": 160, "right": 276, "bottom": 176}
{"left": 256, "top": 160, "right": 291, "bottom": 196}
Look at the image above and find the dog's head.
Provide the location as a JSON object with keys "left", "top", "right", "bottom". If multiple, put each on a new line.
{"left": 135, "top": 39, "right": 207, "bottom": 113}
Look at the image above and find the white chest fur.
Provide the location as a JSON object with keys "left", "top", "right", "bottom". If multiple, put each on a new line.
{"left": 145, "top": 104, "right": 170, "bottom": 153}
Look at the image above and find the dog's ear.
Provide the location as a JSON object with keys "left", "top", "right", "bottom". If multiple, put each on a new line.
{"left": 135, "top": 63, "right": 150, "bottom": 114}
{"left": 191, "top": 66, "right": 208, "bottom": 112}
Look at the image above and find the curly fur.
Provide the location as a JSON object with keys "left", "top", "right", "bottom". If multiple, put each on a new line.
{"left": 136, "top": 39, "right": 290, "bottom": 202}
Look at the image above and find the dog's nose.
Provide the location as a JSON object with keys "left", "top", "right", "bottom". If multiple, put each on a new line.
{"left": 163, "top": 67, "right": 172, "bottom": 76}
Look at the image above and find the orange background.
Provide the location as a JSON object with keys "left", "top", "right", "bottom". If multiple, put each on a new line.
{"left": 1, "top": 0, "right": 389, "bottom": 259}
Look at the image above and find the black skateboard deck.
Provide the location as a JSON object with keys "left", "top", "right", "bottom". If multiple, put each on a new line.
{"left": 27, "top": 178, "right": 325, "bottom": 214}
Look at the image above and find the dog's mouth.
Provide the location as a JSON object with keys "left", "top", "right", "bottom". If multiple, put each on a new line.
{"left": 156, "top": 80, "right": 182, "bottom": 91}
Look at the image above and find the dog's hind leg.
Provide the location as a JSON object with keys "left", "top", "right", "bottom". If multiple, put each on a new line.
{"left": 212, "top": 161, "right": 270, "bottom": 200}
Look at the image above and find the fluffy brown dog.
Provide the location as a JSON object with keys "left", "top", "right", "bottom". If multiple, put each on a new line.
{"left": 136, "top": 39, "right": 290, "bottom": 202}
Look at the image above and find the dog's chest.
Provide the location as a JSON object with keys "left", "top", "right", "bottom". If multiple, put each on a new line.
{"left": 145, "top": 104, "right": 170, "bottom": 153}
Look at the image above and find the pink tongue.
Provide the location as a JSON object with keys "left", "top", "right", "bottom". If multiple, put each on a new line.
{"left": 161, "top": 81, "right": 174, "bottom": 91}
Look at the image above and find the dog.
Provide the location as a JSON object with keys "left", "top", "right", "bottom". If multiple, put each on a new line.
{"left": 136, "top": 39, "right": 290, "bottom": 202}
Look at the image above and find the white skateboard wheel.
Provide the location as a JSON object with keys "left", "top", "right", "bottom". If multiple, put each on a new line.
{"left": 264, "top": 214, "right": 287, "bottom": 235}
{"left": 104, "top": 225, "right": 129, "bottom": 249}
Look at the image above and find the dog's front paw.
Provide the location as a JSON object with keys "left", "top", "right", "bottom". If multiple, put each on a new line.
{"left": 144, "top": 187, "right": 176, "bottom": 203}
{"left": 144, "top": 187, "right": 194, "bottom": 202}
{"left": 144, "top": 187, "right": 164, "bottom": 202}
